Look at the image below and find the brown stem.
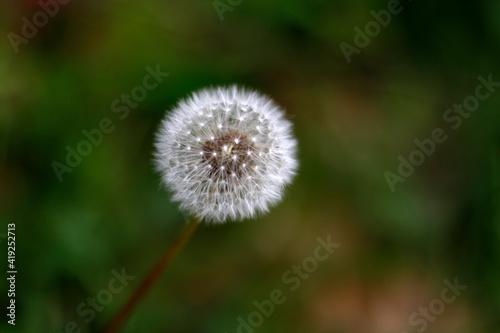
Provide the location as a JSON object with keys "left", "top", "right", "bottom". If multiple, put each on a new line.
{"left": 102, "top": 217, "right": 199, "bottom": 333}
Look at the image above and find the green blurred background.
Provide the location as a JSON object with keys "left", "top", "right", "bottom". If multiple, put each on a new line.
{"left": 1, "top": 0, "right": 500, "bottom": 332}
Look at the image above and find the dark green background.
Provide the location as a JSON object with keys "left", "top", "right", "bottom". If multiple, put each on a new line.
{"left": 1, "top": 0, "right": 500, "bottom": 332}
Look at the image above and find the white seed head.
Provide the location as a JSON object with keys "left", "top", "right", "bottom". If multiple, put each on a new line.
{"left": 154, "top": 85, "right": 298, "bottom": 223}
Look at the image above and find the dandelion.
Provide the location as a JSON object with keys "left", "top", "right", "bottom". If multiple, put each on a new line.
{"left": 103, "top": 86, "right": 298, "bottom": 333}
{"left": 154, "top": 85, "right": 298, "bottom": 223}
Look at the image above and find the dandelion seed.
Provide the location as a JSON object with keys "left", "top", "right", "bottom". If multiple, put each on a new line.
{"left": 154, "top": 85, "right": 298, "bottom": 223}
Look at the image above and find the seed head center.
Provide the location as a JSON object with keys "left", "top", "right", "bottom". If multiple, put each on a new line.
{"left": 202, "top": 132, "right": 254, "bottom": 180}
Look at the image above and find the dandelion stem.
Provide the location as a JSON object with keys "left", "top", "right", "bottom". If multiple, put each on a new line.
{"left": 102, "top": 217, "right": 199, "bottom": 333}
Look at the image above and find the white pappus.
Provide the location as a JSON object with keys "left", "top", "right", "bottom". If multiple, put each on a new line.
{"left": 154, "top": 85, "right": 298, "bottom": 223}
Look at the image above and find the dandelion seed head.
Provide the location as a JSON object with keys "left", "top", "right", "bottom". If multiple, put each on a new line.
{"left": 154, "top": 85, "right": 298, "bottom": 223}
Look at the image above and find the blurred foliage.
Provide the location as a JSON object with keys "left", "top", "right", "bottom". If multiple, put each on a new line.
{"left": 1, "top": 0, "right": 500, "bottom": 332}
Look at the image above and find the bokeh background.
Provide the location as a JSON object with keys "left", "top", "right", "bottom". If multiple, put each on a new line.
{"left": 1, "top": 0, "right": 500, "bottom": 332}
